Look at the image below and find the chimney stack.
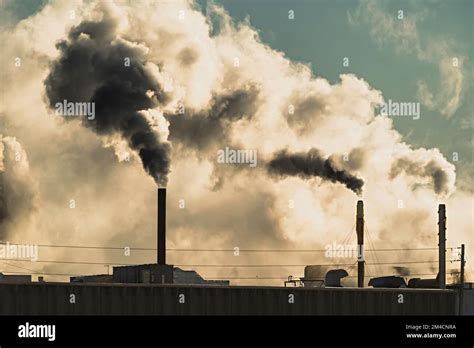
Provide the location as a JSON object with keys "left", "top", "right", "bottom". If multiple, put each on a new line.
{"left": 438, "top": 204, "right": 446, "bottom": 289}
{"left": 157, "top": 188, "right": 166, "bottom": 265}
{"left": 356, "top": 200, "right": 364, "bottom": 288}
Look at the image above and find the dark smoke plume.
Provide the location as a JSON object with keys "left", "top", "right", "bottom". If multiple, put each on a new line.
{"left": 267, "top": 149, "right": 364, "bottom": 194}
{"left": 167, "top": 86, "right": 259, "bottom": 152}
{"left": 44, "top": 15, "right": 171, "bottom": 186}
{"left": 392, "top": 266, "right": 411, "bottom": 276}
{"left": 390, "top": 157, "right": 451, "bottom": 196}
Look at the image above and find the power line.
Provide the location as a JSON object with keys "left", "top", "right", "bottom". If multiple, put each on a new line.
{"left": 0, "top": 261, "right": 36, "bottom": 273}
{"left": 0, "top": 272, "right": 293, "bottom": 280}
{"left": 365, "top": 224, "right": 382, "bottom": 275}
{"left": 367, "top": 261, "right": 438, "bottom": 265}
{"left": 0, "top": 259, "right": 360, "bottom": 267}
{"left": 336, "top": 223, "right": 355, "bottom": 269}
{"left": 346, "top": 261, "right": 358, "bottom": 278}
{"left": 1, "top": 271, "right": 439, "bottom": 280}
{"left": 0, "top": 242, "right": 444, "bottom": 252}
{"left": 0, "top": 259, "right": 133, "bottom": 266}
{"left": 338, "top": 222, "right": 356, "bottom": 247}
{"left": 1, "top": 270, "right": 301, "bottom": 280}
{"left": 345, "top": 273, "right": 438, "bottom": 279}
{"left": 2, "top": 271, "right": 87, "bottom": 277}
{"left": 0, "top": 258, "right": 441, "bottom": 267}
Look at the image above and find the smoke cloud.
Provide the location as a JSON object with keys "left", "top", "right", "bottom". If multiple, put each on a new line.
{"left": 389, "top": 148, "right": 456, "bottom": 196}
{"left": 0, "top": 136, "right": 37, "bottom": 239}
{"left": 167, "top": 86, "right": 260, "bottom": 153}
{"left": 44, "top": 8, "right": 171, "bottom": 186}
{"left": 267, "top": 149, "right": 364, "bottom": 194}
{"left": 392, "top": 266, "right": 411, "bottom": 277}
{"left": 0, "top": 0, "right": 470, "bottom": 284}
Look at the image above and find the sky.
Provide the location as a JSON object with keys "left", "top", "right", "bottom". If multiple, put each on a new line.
{"left": 202, "top": 0, "right": 473, "bottom": 190}
{"left": 0, "top": 0, "right": 472, "bottom": 286}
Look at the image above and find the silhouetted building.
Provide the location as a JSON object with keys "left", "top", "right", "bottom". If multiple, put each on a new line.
{"left": 0, "top": 273, "right": 31, "bottom": 283}
{"left": 70, "top": 274, "right": 113, "bottom": 283}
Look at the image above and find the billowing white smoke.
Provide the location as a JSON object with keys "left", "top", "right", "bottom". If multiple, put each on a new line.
{"left": 390, "top": 147, "right": 456, "bottom": 196}
{"left": 0, "top": 0, "right": 471, "bottom": 283}
{"left": 0, "top": 135, "right": 38, "bottom": 239}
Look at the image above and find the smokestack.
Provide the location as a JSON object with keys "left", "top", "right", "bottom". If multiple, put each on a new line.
{"left": 157, "top": 188, "right": 166, "bottom": 265}
{"left": 356, "top": 200, "right": 364, "bottom": 288}
{"left": 438, "top": 204, "right": 446, "bottom": 289}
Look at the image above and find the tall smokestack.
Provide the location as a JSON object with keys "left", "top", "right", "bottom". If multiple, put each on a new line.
{"left": 356, "top": 200, "right": 364, "bottom": 288}
{"left": 157, "top": 188, "right": 166, "bottom": 265}
{"left": 438, "top": 204, "right": 446, "bottom": 289}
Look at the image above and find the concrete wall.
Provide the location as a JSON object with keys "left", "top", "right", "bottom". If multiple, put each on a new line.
{"left": 0, "top": 283, "right": 458, "bottom": 315}
{"left": 463, "top": 290, "right": 474, "bottom": 315}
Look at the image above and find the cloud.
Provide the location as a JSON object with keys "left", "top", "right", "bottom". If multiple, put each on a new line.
{"left": 0, "top": 135, "right": 38, "bottom": 239}
{"left": 389, "top": 147, "right": 456, "bottom": 196}
{"left": 349, "top": 0, "right": 466, "bottom": 118}
{"left": 0, "top": 0, "right": 470, "bottom": 284}
{"left": 167, "top": 85, "right": 260, "bottom": 153}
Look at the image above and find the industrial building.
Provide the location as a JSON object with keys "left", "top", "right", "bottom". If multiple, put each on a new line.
{"left": 0, "top": 188, "right": 472, "bottom": 315}
{"left": 0, "top": 282, "right": 464, "bottom": 315}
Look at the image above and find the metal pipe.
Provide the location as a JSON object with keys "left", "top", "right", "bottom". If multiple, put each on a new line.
{"left": 438, "top": 204, "right": 446, "bottom": 289}
{"left": 460, "top": 244, "right": 465, "bottom": 315}
{"left": 157, "top": 188, "right": 166, "bottom": 265}
{"left": 356, "top": 200, "right": 364, "bottom": 288}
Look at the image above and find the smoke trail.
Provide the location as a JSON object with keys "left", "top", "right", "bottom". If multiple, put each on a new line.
{"left": 167, "top": 86, "right": 259, "bottom": 152}
{"left": 392, "top": 266, "right": 411, "bottom": 277}
{"left": 267, "top": 149, "right": 364, "bottom": 194}
{"left": 44, "top": 14, "right": 171, "bottom": 186}
{"left": 390, "top": 152, "right": 455, "bottom": 196}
